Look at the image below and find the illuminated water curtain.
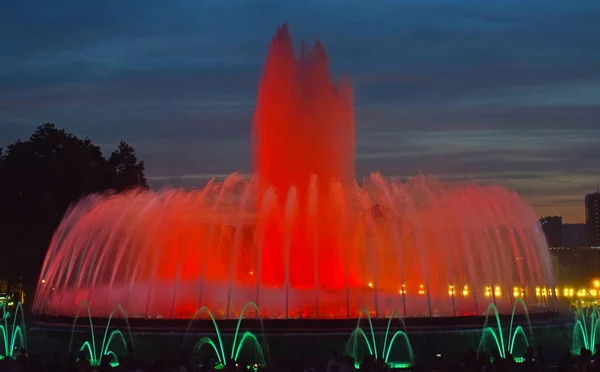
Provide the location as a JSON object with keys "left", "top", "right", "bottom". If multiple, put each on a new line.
{"left": 33, "top": 24, "right": 555, "bottom": 319}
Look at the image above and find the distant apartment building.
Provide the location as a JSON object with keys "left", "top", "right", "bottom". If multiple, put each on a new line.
{"left": 540, "top": 215, "right": 563, "bottom": 248}
{"left": 547, "top": 192, "right": 600, "bottom": 285}
{"left": 562, "top": 223, "right": 587, "bottom": 248}
{"left": 586, "top": 192, "right": 600, "bottom": 246}
{"left": 550, "top": 246, "right": 600, "bottom": 285}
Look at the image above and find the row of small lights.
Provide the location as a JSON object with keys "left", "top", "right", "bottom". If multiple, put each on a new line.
{"left": 367, "top": 278, "right": 600, "bottom": 299}
{"left": 549, "top": 246, "right": 600, "bottom": 250}
{"left": 558, "top": 279, "right": 600, "bottom": 298}
{"left": 365, "top": 282, "right": 564, "bottom": 298}
{"left": 38, "top": 276, "right": 600, "bottom": 300}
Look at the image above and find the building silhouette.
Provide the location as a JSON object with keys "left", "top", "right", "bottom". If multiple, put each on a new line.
{"left": 540, "top": 215, "right": 563, "bottom": 248}
{"left": 550, "top": 246, "right": 600, "bottom": 285}
{"left": 586, "top": 192, "right": 600, "bottom": 246}
{"left": 562, "top": 223, "right": 587, "bottom": 248}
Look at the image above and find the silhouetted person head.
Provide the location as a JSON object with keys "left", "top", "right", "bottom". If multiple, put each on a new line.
{"left": 25, "top": 353, "right": 43, "bottom": 372}
{"left": 581, "top": 347, "right": 592, "bottom": 363}
{"left": 99, "top": 355, "right": 112, "bottom": 371}
{"left": 152, "top": 359, "right": 164, "bottom": 372}
{"left": 560, "top": 350, "right": 572, "bottom": 365}
{"left": 463, "top": 348, "right": 476, "bottom": 359}
{"left": 491, "top": 349, "right": 500, "bottom": 360}
{"left": 65, "top": 352, "right": 77, "bottom": 364}
{"left": 340, "top": 354, "right": 354, "bottom": 368}
{"left": 77, "top": 350, "right": 88, "bottom": 362}
{"left": 16, "top": 349, "right": 27, "bottom": 366}
{"left": 76, "top": 353, "right": 91, "bottom": 372}
{"left": 224, "top": 359, "right": 239, "bottom": 372}
{"left": 126, "top": 341, "right": 135, "bottom": 359}
{"left": 479, "top": 351, "right": 491, "bottom": 366}
{"left": 118, "top": 355, "right": 133, "bottom": 370}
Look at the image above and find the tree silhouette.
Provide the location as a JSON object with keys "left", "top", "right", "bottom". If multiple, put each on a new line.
{"left": 108, "top": 141, "right": 148, "bottom": 192}
{"left": 0, "top": 123, "right": 148, "bottom": 288}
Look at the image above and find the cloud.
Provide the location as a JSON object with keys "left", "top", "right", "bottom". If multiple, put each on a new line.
{"left": 1, "top": 0, "right": 599, "bottom": 222}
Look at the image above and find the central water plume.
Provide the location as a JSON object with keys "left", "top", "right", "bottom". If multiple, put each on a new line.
{"left": 33, "top": 24, "right": 555, "bottom": 319}
{"left": 254, "top": 23, "right": 354, "bottom": 289}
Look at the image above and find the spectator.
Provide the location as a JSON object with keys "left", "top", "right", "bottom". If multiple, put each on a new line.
{"left": 327, "top": 350, "right": 340, "bottom": 372}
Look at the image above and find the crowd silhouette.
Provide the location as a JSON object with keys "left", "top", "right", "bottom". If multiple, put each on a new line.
{"left": 1, "top": 344, "right": 599, "bottom": 372}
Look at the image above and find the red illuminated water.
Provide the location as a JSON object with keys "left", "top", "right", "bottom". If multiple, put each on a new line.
{"left": 33, "top": 25, "right": 555, "bottom": 319}
{"left": 253, "top": 24, "right": 354, "bottom": 289}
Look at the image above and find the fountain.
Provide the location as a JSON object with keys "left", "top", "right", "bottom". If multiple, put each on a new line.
{"left": 477, "top": 298, "right": 533, "bottom": 362}
{"left": 32, "top": 24, "right": 554, "bottom": 319}
{"left": 68, "top": 301, "right": 132, "bottom": 367}
{"left": 0, "top": 302, "right": 26, "bottom": 360}
{"left": 346, "top": 308, "right": 414, "bottom": 369}
{"left": 572, "top": 302, "right": 600, "bottom": 354}
{"left": 182, "top": 301, "right": 269, "bottom": 368}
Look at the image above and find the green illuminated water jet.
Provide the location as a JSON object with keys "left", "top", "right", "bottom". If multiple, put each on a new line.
{"left": 345, "top": 307, "right": 414, "bottom": 369}
{"left": 182, "top": 301, "right": 269, "bottom": 369}
{"left": 572, "top": 301, "right": 600, "bottom": 354}
{"left": 477, "top": 298, "right": 532, "bottom": 362}
{"left": 0, "top": 302, "right": 26, "bottom": 360}
{"left": 69, "top": 301, "right": 133, "bottom": 367}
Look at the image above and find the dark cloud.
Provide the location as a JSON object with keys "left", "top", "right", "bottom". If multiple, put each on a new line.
{"left": 1, "top": 0, "right": 599, "bottom": 222}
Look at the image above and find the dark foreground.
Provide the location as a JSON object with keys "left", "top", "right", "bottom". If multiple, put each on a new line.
{"left": 12, "top": 310, "right": 577, "bottom": 370}
{"left": 0, "top": 345, "right": 594, "bottom": 371}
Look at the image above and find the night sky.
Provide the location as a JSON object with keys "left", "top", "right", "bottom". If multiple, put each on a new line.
{"left": 1, "top": 0, "right": 599, "bottom": 222}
